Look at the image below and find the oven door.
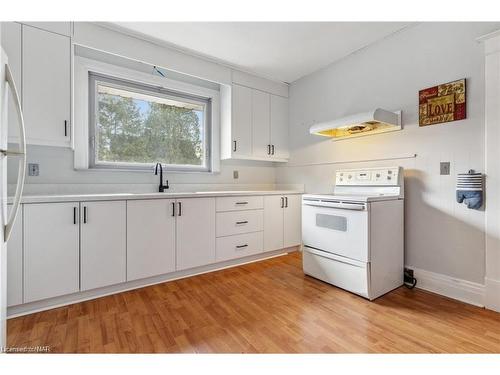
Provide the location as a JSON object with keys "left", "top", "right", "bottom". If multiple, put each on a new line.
{"left": 302, "top": 199, "right": 369, "bottom": 262}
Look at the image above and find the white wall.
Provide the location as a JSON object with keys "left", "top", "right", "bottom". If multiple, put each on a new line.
{"left": 8, "top": 145, "right": 277, "bottom": 195}
{"left": 6, "top": 22, "right": 282, "bottom": 195}
{"left": 276, "top": 22, "right": 500, "bottom": 284}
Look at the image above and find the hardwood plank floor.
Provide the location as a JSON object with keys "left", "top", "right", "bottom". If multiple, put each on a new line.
{"left": 7, "top": 251, "right": 500, "bottom": 353}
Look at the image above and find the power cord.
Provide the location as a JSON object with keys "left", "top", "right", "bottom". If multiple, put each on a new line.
{"left": 404, "top": 269, "right": 417, "bottom": 289}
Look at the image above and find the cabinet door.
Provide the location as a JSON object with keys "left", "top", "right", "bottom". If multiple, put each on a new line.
{"left": 127, "top": 199, "right": 176, "bottom": 281}
{"left": 1, "top": 22, "right": 22, "bottom": 144}
{"left": 7, "top": 205, "right": 23, "bottom": 307}
{"left": 24, "top": 203, "right": 79, "bottom": 303}
{"left": 283, "top": 195, "right": 302, "bottom": 248}
{"left": 176, "top": 198, "right": 216, "bottom": 271}
{"left": 23, "top": 25, "right": 71, "bottom": 147}
{"left": 232, "top": 84, "right": 252, "bottom": 157}
{"left": 251, "top": 89, "right": 271, "bottom": 158}
{"left": 270, "top": 95, "right": 289, "bottom": 160}
{"left": 263, "top": 195, "right": 284, "bottom": 252}
{"left": 80, "top": 201, "right": 126, "bottom": 291}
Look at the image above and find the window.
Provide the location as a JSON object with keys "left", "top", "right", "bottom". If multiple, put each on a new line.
{"left": 89, "top": 73, "right": 211, "bottom": 171}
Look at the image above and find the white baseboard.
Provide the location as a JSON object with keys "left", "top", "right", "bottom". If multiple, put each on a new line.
{"left": 409, "top": 266, "right": 485, "bottom": 307}
{"left": 485, "top": 277, "right": 500, "bottom": 312}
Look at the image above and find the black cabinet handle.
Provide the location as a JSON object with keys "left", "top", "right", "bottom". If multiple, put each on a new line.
{"left": 236, "top": 221, "right": 248, "bottom": 225}
{"left": 235, "top": 201, "right": 248, "bottom": 205}
{"left": 171, "top": 202, "right": 175, "bottom": 217}
{"left": 178, "top": 202, "right": 182, "bottom": 216}
{"left": 271, "top": 145, "right": 275, "bottom": 155}
{"left": 285, "top": 197, "right": 288, "bottom": 208}
{"left": 73, "top": 207, "right": 77, "bottom": 224}
{"left": 267, "top": 144, "right": 271, "bottom": 155}
{"left": 233, "top": 140, "right": 237, "bottom": 152}
{"left": 236, "top": 244, "right": 248, "bottom": 249}
{"left": 83, "top": 206, "right": 87, "bottom": 223}
{"left": 64, "top": 120, "right": 68, "bottom": 137}
{"left": 280, "top": 197, "right": 284, "bottom": 208}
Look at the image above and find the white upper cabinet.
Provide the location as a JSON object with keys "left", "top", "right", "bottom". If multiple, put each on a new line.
{"left": 1, "top": 22, "right": 22, "bottom": 145}
{"left": 23, "top": 25, "right": 71, "bottom": 147}
{"left": 127, "top": 199, "right": 176, "bottom": 281}
{"left": 231, "top": 84, "right": 253, "bottom": 157}
{"left": 24, "top": 202, "right": 80, "bottom": 303}
{"left": 221, "top": 82, "right": 289, "bottom": 162}
{"left": 80, "top": 201, "right": 126, "bottom": 291}
{"left": 252, "top": 89, "right": 271, "bottom": 158}
{"left": 176, "top": 198, "right": 216, "bottom": 271}
{"left": 270, "top": 95, "right": 289, "bottom": 160}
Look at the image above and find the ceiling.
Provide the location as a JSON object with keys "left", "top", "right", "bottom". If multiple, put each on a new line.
{"left": 111, "top": 22, "right": 411, "bottom": 83}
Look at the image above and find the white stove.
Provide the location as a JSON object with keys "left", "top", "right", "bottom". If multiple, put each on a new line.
{"left": 302, "top": 167, "right": 404, "bottom": 300}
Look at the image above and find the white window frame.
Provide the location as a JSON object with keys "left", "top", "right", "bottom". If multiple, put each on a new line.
{"left": 73, "top": 56, "right": 221, "bottom": 173}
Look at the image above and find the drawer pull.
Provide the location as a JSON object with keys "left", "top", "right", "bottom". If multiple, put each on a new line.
{"left": 235, "top": 201, "right": 248, "bottom": 205}
{"left": 236, "top": 244, "right": 248, "bottom": 249}
{"left": 236, "top": 220, "right": 248, "bottom": 225}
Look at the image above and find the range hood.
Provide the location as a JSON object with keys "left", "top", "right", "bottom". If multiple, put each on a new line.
{"left": 309, "top": 108, "right": 402, "bottom": 139}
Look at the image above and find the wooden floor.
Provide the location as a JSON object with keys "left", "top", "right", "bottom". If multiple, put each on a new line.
{"left": 7, "top": 251, "right": 500, "bottom": 353}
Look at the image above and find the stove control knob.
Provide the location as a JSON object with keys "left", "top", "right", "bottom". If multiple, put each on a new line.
{"left": 376, "top": 173, "right": 381, "bottom": 178}
{"left": 388, "top": 170, "right": 393, "bottom": 174}
{"left": 387, "top": 176, "right": 392, "bottom": 180}
{"left": 348, "top": 174, "right": 352, "bottom": 179}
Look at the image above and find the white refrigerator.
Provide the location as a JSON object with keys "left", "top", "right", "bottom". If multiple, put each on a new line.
{"left": 0, "top": 43, "right": 26, "bottom": 348}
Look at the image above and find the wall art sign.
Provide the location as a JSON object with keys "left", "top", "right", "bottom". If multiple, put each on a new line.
{"left": 419, "top": 78, "right": 466, "bottom": 126}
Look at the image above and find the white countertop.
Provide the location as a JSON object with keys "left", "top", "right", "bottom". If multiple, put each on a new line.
{"left": 11, "top": 190, "right": 303, "bottom": 204}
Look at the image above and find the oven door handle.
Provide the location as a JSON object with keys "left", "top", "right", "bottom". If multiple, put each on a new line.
{"left": 302, "top": 201, "right": 366, "bottom": 211}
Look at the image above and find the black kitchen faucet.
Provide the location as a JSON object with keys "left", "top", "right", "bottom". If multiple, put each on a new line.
{"left": 154, "top": 163, "right": 169, "bottom": 192}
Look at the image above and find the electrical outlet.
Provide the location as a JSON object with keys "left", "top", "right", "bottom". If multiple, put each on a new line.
{"left": 440, "top": 162, "right": 450, "bottom": 175}
{"left": 233, "top": 170, "right": 239, "bottom": 179}
{"left": 28, "top": 163, "right": 39, "bottom": 176}
{"left": 404, "top": 267, "right": 414, "bottom": 283}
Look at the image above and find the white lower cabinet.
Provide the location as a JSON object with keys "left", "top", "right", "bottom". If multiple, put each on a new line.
{"left": 216, "top": 232, "right": 263, "bottom": 262}
{"left": 127, "top": 199, "right": 176, "bottom": 281}
{"left": 283, "top": 195, "right": 302, "bottom": 248}
{"left": 264, "top": 195, "right": 302, "bottom": 252}
{"left": 176, "top": 198, "right": 216, "bottom": 271}
{"left": 216, "top": 210, "right": 263, "bottom": 237}
{"left": 80, "top": 201, "right": 126, "bottom": 291}
{"left": 14, "top": 194, "right": 301, "bottom": 309}
{"left": 264, "top": 195, "right": 285, "bottom": 251}
{"left": 24, "top": 202, "right": 79, "bottom": 303}
{"left": 7, "top": 205, "right": 23, "bottom": 307}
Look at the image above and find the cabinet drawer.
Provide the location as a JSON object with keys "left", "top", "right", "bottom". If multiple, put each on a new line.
{"left": 302, "top": 247, "right": 369, "bottom": 299}
{"left": 216, "top": 210, "right": 263, "bottom": 237}
{"left": 216, "top": 231, "right": 263, "bottom": 262}
{"left": 216, "top": 196, "right": 263, "bottom": 212}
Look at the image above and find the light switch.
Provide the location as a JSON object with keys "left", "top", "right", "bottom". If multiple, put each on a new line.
{"left": 440, "top": 162, "right": 450, "bottom": 175}
{"left": 233, "top": 170, "right": 239, "bottom": 179}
